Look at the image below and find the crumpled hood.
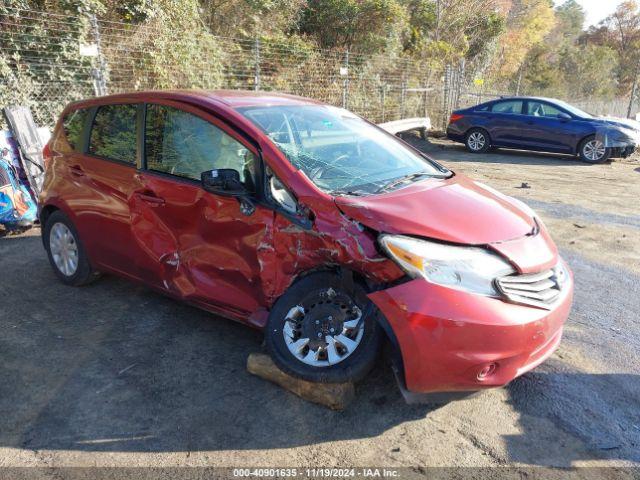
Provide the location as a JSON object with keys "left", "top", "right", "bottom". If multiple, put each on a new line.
{"left": 335, "top": 174, "right": 537, "bottom": 245}
{"left": 592, "top": 116, "right": 640, "bottom": 132}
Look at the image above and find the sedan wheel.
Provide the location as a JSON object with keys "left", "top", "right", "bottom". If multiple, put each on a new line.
{"left": 582, "top": 139, "right": 606, "bottom": 162}
{"left": 465, "top": 129, "right": 490, "bottom": 153}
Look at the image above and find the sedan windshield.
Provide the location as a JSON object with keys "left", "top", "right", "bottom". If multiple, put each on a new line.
{"left": 238, "top": 105, "right": 450, "bottom": 195}
{"left": 554, "top": 100, "right": 593, "bottom": 119}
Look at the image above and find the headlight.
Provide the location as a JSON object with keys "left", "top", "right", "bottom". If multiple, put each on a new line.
{"left": 379, "top": 235, "right": 515, "bottom": 296}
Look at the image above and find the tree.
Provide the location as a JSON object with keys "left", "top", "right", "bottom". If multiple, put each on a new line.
{"left": 298, "top": 0, "right": 408, "bottom": 53}
{"left": 495, "top": 0, "right": 555, "bottom": 82}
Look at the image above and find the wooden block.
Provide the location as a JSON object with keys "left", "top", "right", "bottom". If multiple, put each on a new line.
{"left": 247, "top": 353, "right": 355, "bottom": 410}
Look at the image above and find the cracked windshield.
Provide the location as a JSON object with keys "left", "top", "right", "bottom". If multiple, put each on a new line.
{"left": 239, "top": 105, "right": 449, "bottom": 195}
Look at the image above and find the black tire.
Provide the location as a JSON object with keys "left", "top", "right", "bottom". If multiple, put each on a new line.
{"left": 465, "top": 128, "right": 491, "bottom": 153}
{"left": 43, "top": 210, "right": 99, "bottom": 286}
{"left": 578, "top": 135, "right": 611, "bottom": 164}
{"left": 265, "top": 272, "right": 381, "bottom": 383}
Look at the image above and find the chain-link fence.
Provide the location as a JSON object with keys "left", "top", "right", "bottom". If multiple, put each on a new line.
{"left": 1, "top": 7, "right": 638, "bottom": 133}
{"left": 0, "top": 7, "right": 453, "bottom": 131}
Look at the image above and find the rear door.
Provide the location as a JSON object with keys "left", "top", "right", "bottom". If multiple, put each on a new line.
{"left": 486, "top": 100, "right": 527, "bottom": 147}
{"left": 70, "top": 103, "right": 143, "bottom": 277}
{"left": 131, "top": 101, "right": 275, "bottom": 319}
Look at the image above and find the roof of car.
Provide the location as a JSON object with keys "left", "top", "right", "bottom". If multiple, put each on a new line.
{"left": 68, "top": 89, "right": 323, "bottom": 110}
{"left": 488, "top": 96, "right": 561, "bottom": 103}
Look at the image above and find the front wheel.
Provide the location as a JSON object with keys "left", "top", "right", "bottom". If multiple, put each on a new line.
{"left": 465, "top": 128, "right": 491, "bottom": 153}
{"left": 579, "top": 136, "right": 611, "bottom": 164}
{"left": 265, "top": 272, "right": 381, "bottom": 383}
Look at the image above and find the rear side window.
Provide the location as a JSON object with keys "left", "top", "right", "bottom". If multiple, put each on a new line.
{"left": 491, "top": 101, "right": 523, "bottom": 114}
{"left": 88, "top": 104, "right": 138, "bottom": 164}
{"left": 62, "top": 108, "right": 89, "bottom": 151}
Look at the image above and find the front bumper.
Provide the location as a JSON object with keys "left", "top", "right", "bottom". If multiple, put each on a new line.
{"left": 368, "top": 274, "right": 573, "bottom": 394}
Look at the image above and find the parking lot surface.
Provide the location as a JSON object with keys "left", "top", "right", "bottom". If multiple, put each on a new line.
{"left": 1, "top": 139, "right": 639, "bottom": 472}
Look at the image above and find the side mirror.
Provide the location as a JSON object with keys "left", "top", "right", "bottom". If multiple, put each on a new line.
{"left": 201, "top": 169, "right": 248, "bottom": 196}
{"left": 558, "top": 112, "right": 571, "bottom": 121}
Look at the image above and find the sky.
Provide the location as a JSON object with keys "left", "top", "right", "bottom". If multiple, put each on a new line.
{"left": 554, "top": 0, "right": 625, "bottom": 28}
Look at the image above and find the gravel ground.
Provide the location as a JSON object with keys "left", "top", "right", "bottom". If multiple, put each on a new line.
{"left": 0, "top": 139, "right": 638, "bottom": 474}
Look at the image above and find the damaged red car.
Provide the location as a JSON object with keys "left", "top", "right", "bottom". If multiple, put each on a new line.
{"left": 40, "top": 91, "right": 573, "bottom": 399}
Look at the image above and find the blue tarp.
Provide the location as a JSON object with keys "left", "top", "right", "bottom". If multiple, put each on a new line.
{"left": 0, "top": 157, "right": 37, "bottom": 229}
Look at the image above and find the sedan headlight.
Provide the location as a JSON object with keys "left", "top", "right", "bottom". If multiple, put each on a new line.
{"left": 379, "top": 235, "right": 515, "bottom": 296}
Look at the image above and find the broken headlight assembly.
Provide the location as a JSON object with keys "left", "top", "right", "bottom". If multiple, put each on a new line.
{"left": 379, "top": 234, "right": 515, "bottom": 296}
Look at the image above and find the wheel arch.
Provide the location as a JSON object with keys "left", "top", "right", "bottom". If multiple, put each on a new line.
{"left": 271, "top": 265, "right": 406, "bottom": 383}
{"left": 576, "top": 133, "right": 592, "bottom": 154}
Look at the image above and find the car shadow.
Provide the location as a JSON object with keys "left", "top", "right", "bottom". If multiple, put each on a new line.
{"left": 404, "top": 136, "right": 595, "bottom": 167}
{"left": 2, "top": 232, "right": 639, "bottom": 466}
{"left": 0, "top": 235, "right": 432, "bottom": 453}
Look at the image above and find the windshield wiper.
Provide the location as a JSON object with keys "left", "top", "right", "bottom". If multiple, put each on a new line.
{"left": 374, "top": 172, "right": 434, "bottom": 194}
{"left": 330, "top": 189, "right": 369, "bottom": 196}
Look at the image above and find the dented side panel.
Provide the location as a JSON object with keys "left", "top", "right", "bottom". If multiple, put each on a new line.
{"left": 131, "top": 171, "right": 277, "bottom": 321}
{"left": 270, "top": 196, "right": 404, "bottom": 301}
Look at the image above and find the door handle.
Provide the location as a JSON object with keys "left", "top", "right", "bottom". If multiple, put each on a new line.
{"left": 135, "top": 192, "right": 165, "bottom": 206}
{"left": 69, "top": 165, "right": 85, "bottom": 177}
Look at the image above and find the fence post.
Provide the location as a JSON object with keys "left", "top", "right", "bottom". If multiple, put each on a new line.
{"left": 627, "top": 57, "right": 640, "bottom": 118}
{"left": 442, "top": 64, "right": 452, "bottom": 129}
{"left": 400, "top": 60, "right": 407, "bottom": 118}
{"left": 89, "top": 14, "right": 108, "bottom": 96}
{"left": 454, "top": 59, "right": 464, "bottom": 109}
{"left": 254, "top": 37, "right": 261, "bottom": 92}
{"left": 342, "top": 50, "right": 350, "bottom": 109}
{"left": 381, "top": 84, "right": 387, "bottom": 122}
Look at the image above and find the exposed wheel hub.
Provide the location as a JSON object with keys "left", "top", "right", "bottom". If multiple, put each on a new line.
{"left": 283, "top": 288, "right": 365, "bottom": 367}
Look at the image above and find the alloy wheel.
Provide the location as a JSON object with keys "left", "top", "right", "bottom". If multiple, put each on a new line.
{"left": 282, "top": 288, "right": 365, "bottom": 367}
{"left": 468, "top": 132, "right": 486, "bottom": 151}
{"left": 49, "top": 222, "right": 79, "bottom": 277}
{"left": 583, "top": 139, "right": 606, "bottom": 161}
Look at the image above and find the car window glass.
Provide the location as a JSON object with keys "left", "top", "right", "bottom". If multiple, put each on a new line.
{"left": 491, "top": 101, "right": 523, "bottom": 114}
{"left": 475, "top": 105, "right": 490, "bottom": 112}
{"left": 88, "top": 104, "right": 137, "bottom": 164}
{"left": 145, "top": 104, "right": 256, "bottom": 189}
{"left": 62, "top": 108, "right": 89, "bottom": 151}
{"left": 527, "top": 101, "right": 564, "bottom": 118}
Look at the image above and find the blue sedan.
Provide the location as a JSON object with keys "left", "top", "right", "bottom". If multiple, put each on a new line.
{"left": 446, "top": 97, "right": 638, "bottom": 163}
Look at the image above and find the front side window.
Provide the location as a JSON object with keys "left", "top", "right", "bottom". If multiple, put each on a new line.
{"left": 526, "top": 101, "right": 564, "bottom": 118}
{"left": 145, "top": 104, "right": 256, "bottom": 189}
{"left": 238, "top": 105, "right": 449, "bottom": 195}
{"left": 62, "top": 108, "right": 89, "bottom": 151}
{"left": 491, "top": 101, "right": 523, "bottom": 114}
{"left": 88, "top": 104, "right": 137, "bottom": 164}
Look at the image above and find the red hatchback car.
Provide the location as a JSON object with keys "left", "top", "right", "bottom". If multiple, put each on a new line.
{"left": 40, "top": 90, "right": 573, "bottom": 398}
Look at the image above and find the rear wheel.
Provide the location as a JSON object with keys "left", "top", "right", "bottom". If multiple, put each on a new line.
{"left": 465, "top": 128, "right": 491, "bottom": 153}
{"left": 265, "top": 272, "right": 381, "bottom": 383}
{"left": 44, "top": 210, "right": 99, "bottom": 286}
{"left": 579, "top": 136, "right": 611, "bottom": 164}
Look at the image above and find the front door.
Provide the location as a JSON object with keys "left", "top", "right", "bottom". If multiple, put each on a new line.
{"left": 130, "top": 101, "right": 275, "bottom": 319}
{"left": 521, "top": 101, "right": 574, "bottom": 153}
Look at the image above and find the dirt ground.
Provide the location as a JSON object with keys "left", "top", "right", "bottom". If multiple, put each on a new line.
{"left": 0, "top": 139, "right": 639, "bottom": 474}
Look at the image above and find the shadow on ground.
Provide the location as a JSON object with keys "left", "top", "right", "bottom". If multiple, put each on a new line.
{"left": 1, "top": 230, "right": 639, "bottom": 466}
{"left": 405, "top": 135, "right": 593, "bottom": 167}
